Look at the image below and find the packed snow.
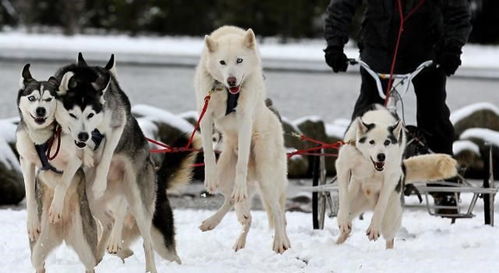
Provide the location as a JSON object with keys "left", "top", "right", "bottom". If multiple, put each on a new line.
{"left": 452, "top": 140, "right": 481, "bottom": 156}
{"left": 132, "top": 104, "right": 194, "bottom": 133}
{"left": 450, "top": 102, "right": 499, "bottom": 125}
{"left": 1, "top": 199, "right": 498, "bottom": 273}
{"left": 325, "top": 119, "right": 350, "bottom": 139}
{"left": 1, "top": 31, "right": 498, "bottom": 69}
{"left": 460, "top": 128, "right": 499, "bottom": 147}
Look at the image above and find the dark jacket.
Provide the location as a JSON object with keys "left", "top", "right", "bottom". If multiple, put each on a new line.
{"left": 324, "top": 0, "right": 472, "bottom": 73}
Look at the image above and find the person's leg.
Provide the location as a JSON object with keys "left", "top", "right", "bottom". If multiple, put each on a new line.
{"left": 412, "top": 67, "right": 457, "bottom": 215}
{"left": 411, "top": 67, "right": 454, "bottom": 154}
{"left": 351, "top": 68, "right": 386, "bottom": 119}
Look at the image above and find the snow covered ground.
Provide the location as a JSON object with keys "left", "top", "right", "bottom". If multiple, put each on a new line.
{"left": 1, "top": 31, "right": 499, "bottom": 71}
{"left": 1, "top": 195, "right": 498, "bottom": 273}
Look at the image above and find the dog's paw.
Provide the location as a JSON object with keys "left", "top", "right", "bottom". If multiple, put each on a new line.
{"left": 116, "top": 248, "right": 134, "bottom": 263}
{"left": 336, "top": 210, "right": 351, "bottom": 233}
{"left": 26, "top": 213, "right": 41, "bottom": 241}
{"left": 231, "top": 185, "right": 247, "bottom": 203}
{"left": 48, "top": 199, "right": 63, "bottom": 224}
{"left": 233, "top": 236, "right": 247, "bottom": 252}
{"left": 272, "top": 234, "right": 291, "bottom": 254}
{"left": 366, "top": 224, "right": 381, "bottom": 241}
{"left": 107, "top": 234, "right": 122, "bottom": 254}
{"left": 199, "top": 216, "right": 221, "bottom": 232}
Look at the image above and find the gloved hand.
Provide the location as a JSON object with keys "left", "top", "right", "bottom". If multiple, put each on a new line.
{"left": 324, "top": 46, "right": 348, "bottom": 73}
{"left": 435, "top": 41, "right": 462, "bottom": 76}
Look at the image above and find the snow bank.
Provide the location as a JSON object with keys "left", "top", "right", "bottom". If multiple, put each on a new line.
{"left": 0, "top": 136, "right": 20, "bottom": 171}
{"left": 460, "top": 128, "right": 499, "bottom": 147}
{"left": 452, "top": 140, "right": 481, "bottom": 156}
{"left": 450, "top": 102, "right": 499, "bottom": 125}
{"left": 132, "top": 104, "right": 194, "bottom": 133}
{"left": 325, "top": 119, "right": 350, "bottom": 138}
{"left": 0, "top": 117, "right": 19, "bottom": 143}
{"left": 292, "top": 115, "right": 323, "bottom": 126}
{"left": 1, "top": 31, "right": 497, "bottom": 69}
{"left": 1, "top": 204, "right": 498, "bottom": 273}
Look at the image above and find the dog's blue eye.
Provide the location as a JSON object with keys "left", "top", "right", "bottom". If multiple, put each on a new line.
{"left": 219, "top": 60, "right": 226, "bottom": 65}
{"left": 236, "top": 58, "right": 243, "bottom": 64}
{"left": 87, "top": 113, "right": 94, "bottom": 119}
{"left": 69, "top": 113, "right": 77, "bottom": 119}
{"left": 384, "top": 140, "right": 390, "bottom": 146}
{"left": 28, "top": 96, "right": 36, "bottom": 102}
{"left": 369, "top": 140, "right": 375, "bottom": 145}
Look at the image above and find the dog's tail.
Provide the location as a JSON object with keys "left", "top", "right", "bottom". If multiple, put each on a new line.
{"left": 151, "top": 134, "right": 200, "bottom": 264}
{"left": 403, "top": 154, "right": 458, "bottom": 184}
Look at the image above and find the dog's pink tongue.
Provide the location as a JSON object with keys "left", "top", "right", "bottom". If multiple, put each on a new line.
{"left": 229, "top": 86, "right": 240, "bottom": 94}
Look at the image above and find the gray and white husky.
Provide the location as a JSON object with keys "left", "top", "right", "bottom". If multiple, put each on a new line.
{"left": 54, "top": 53, "right": 198, "bottom": 272}
{"left": 16, "top": 64, "right": 98, "bottom": 273}
{"left": 335, "top": 104, "right": 458, "bottom": 248}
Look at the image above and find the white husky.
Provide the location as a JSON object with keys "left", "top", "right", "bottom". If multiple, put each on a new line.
{"left": 194, "top": 26, "right": 290, "bottom": 253}
{"left": 335, "top": 104, "right": 458, "bottom": 248}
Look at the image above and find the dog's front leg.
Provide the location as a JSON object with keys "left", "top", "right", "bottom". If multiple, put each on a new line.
{"left": 366, "top": 173, "right": 399, "bottom": 241}
{"left": 92, "top": 124, "right": 124, "bottom": 199}
{"left": 231, "top": 113, "right": 252, "bottom": 203}
{"left": 200, "top": 114, "right": 217, "bottom": 193}
{"left": 48, "top": 157, "right": 82, "bottom": 224}
{"left": 336, "top": 161, "right": 352, "bottom": 242}
{"left": 20, "top": 157, "right": 39, "bottom": 241}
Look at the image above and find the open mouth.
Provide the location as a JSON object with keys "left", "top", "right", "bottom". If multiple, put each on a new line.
{"left": 75, "top": 140, "right": 87, "bottom": 148}
{"left": 30, "top": 114, "right": 47, "bottom": 125}
{"left": 228, "top": 86, "right": 240, "bottom": 94}
{"left": 371, "top": 158, "right": 385, "bottom": 172}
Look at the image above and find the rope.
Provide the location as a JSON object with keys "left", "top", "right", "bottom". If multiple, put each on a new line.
{"left": 384, "top": 0, "right": 426, "bottom": 106}
{"left": 46, "top": 125, "right": 62, "bottom": 160}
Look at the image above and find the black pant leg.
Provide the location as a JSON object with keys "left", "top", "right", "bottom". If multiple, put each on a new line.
{"left": 411, "top": 67, "right": 455, "bottom": 155}
{"left": 351, "top": 68, "right": 386, "bottom": 119}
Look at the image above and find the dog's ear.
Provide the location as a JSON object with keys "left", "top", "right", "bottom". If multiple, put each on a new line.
{"left": 357, "top": 118, "right": 374, "bottom": 135}
{"left": 390, "top": 120, "right": 404, "bottom": 142}
{"left": 58, "top": 71, "right": 75, "bottom": 95}
{"left": 77, "top": 52, "right": 88, "bottom": 66}
{"left": 204, "top": 35, "right": 218, "bottom": 52}
{"left": 243, "top": 28, "right": 256, "bottom": 49}
{"left": 19, "top": 64, "right": 35, "bottom": 88}
{"left": 91, "top": 76, "right": 111, "bottom": 104}
{"left": 104, "top": 54, "right": 117, "bottom": 77}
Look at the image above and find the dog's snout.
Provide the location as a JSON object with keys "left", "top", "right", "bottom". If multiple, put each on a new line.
{"left": 36, "top": 107, "right": 46, "bottom": 117}
{"left": 78, "top": 132, "right": 89, "bottom": 142}
{"left": 227, "top": 76, "right": 237, "bottom": 87}
{"left": 377, "top": 153, "right": 385, "bottom": 162}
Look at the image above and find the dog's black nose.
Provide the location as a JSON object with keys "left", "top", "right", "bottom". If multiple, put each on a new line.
{"left": 78, "top": 132, "right": 89, "bottom": 142}
{"left": 227, "top": 76, "right": 237, "bottom": 87}
{"left": 36, "top": 107, "right": 46, "bottom": 117}
{"left": 377, "top": 153, "right": 385, "bottom": 162}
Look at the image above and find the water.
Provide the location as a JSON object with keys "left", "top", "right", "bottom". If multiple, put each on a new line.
{"left": 2, "top": 59, "right": 498, "bottom": 125}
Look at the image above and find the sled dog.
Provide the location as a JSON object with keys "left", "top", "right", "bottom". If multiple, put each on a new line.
{"left": 16, "top": 65, "right": 98, "bottom": 273}
{"left": 194, "top": 26, "right": 290, "bottom": 253}
{"left": 54, "top": 54, "right": 198, "bottom": 272}
{"left": 335, "top": 104, "right": 457, "bottom": 248}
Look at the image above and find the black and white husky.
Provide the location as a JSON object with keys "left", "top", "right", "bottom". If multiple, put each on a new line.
{"left": 16, "top": 64, "right": 98, "bottom": 273}
{"left": 335, "top": 104, "right": 457, "bottom": 248}
{"left": 54, "top": 54, "right": 198, "bottom": 272}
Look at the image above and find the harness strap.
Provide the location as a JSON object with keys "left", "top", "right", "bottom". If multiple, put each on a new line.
{"left": 34, "top": 142, "right": 63, "bottom": 174}
{"left": 91, "top": 129, "right": 105, "bottom": 150}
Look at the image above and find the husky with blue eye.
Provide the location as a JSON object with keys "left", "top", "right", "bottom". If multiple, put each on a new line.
{"left": 54, "top": 53, "right": 198, "bottom": 272}
{"left": 16, "top": 64, "right": 98, "bottom": 273}
{"left": 335, "top": 104, "right": 458, "bottom": 248}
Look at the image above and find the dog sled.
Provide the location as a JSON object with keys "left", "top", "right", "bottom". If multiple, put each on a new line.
{"left": 301, "top": 59, "right": 497, "bottom": 229}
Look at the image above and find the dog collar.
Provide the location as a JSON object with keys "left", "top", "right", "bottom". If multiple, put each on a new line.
{"left": 91, "top": 129, "right": 105, "bottom": 150}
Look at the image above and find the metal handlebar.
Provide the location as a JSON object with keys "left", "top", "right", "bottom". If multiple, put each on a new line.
{"left": 347, "top": 58, "right": 434, "bottom": 100}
